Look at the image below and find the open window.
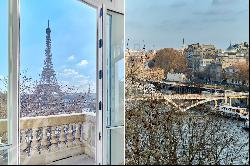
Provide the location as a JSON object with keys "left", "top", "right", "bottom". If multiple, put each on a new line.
{"left": 0, "top": 0, "right": 124, "bottom": 165}
{"left": 19, "top": 0, "right": 98, "bottom": 165}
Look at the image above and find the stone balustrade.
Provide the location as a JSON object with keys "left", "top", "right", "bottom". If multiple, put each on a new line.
{"left": 0, "top": 113, "right": 96, "bottom": 165}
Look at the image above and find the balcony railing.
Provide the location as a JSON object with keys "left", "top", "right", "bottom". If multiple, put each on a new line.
{"left": 0, "top": 113, "right": 95, "bottom": 165}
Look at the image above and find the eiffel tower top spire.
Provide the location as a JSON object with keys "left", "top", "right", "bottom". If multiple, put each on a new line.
{"left": 40, "top": 20, "right": 57, "bottom": 85}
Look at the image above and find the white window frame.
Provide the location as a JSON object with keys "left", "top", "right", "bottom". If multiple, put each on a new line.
{"left": 8, "top": 0, "right": 20, "bottom": 165}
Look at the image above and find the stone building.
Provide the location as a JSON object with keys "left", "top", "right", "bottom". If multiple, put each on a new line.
{"left": 184, "top": 43, "right": 218, "bottom": 73}
{"left": 218, "top": 42, "right": 249, "bottom": 68}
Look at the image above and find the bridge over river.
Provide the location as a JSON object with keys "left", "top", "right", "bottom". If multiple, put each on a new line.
{"left": 127, "top": 92, "right": 249, "bottom": 112}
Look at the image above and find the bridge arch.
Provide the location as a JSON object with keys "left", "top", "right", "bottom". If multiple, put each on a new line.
{"left": 162, "top": 97, "right": 224, "bottom": 112}
{"left": 181, "top": 98, "right": 224, "bottom": 112}
{"left": 127, "top": 92, "right": 248, "bottom": 113}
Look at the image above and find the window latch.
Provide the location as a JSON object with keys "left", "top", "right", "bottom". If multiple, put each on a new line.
{"left": 99, "top": 39, "right": 103, "bottom": 48}
{"left": 100, "top": 8, "right": 103, "bottom": 17}
{"left": 99, "top": 70, "right": 103, "bottom": 79}
{"left": 99, "top": 132, "right": 102, "bottom": 140}
{"left": 99, "top": 101, "right": 102, "bottom": 110}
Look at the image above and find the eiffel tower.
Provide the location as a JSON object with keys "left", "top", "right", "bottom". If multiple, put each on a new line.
{"left": 40, "top": 20, "right": 58, "bottom": 85}
{"left": 20, "top": 20, "right": 91, "bottom": 117}
{"left": 32, "top": 20, "right": 63, "bottom": 115}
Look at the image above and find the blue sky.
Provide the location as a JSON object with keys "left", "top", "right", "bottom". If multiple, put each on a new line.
{"left": 0, "top": 0, "right": 97, "bottom": 92}
{"left": 126, "top": 0, "right": 249, "bottom": 50}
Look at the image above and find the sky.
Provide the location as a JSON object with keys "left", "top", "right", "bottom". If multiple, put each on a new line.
{"left": 126, "top": 0, "right": 249, "bottom": 50}
{"left": 0, "top": 0, "right": 97, "bottom": 92}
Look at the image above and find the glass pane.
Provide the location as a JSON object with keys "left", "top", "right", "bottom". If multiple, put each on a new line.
{"left": 20, "top": 0, "right": 97, "bottom": 165}
{"left": 0, "top": 0, "right": 8, "bottom": 165}
{"left": 107, "top": 12, "right": 124, "bottom": 127}
{"left": 106, "top": 11, "right": 124, "bottom": 165}
{"left": 107, "top": 128, "right": 124, "bottom": 165}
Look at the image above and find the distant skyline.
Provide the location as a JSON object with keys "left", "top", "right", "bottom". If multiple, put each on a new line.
{"left": 0, "top": 0, "right": 97, "bottom": 92}
{"left": 126, "top": 0, "right": 249, "bottom": 50}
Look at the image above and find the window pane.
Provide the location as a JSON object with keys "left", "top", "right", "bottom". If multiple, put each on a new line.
{"left": 107, "top": 13, "right": 124, "bottom": 127}
{"left": 106, "top": 11, "right": 124, "bottom": 165}
{"left": 107, "top": 128, "right": 124, "bottom": 165}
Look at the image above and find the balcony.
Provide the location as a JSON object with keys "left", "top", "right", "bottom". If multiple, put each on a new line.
{"left": 0, "top": 113, "right": 95, "bottom": 165}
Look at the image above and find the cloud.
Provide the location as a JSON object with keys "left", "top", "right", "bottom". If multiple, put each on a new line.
{"left": 193, "top": 9, "right": 233, "bottom": 16}
{"left": 62, "top": 68, "right": 79, "bottom": 77}
{"left": 58, "top": 68, "right": 92, "bottom": 93}
{"left": 60, "top": 68, "right": 89, "bottom": 79}
{"left": 67, "top": 55, "right": 75, "bottom": 61}
{"left": 193, "top": 8, "right": 247, "bottom": 22}
{"left": 212, "top": 0, "right": 238, "bottom": 6}
{"left": 169, "top": 1, "right": 187, "bottom": 8}
{"left": 201, "top": 17, "right": 236, "bottom": 23}
{"left": 77, "top": 60, "right": 89, "bottom": 66}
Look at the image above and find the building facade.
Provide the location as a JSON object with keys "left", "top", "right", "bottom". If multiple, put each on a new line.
{"left": 218, "top": 42, "right": 249, "bottom": 68}
{"left": 184, "top": 43, "right": 217, "bottom": 72}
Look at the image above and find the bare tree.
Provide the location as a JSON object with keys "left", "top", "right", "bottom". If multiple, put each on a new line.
{"left": 152, "top": 48, "right": 188, "bottom": 76}
{"left": 234, "top": 62, "right": 249, "bottom": 85}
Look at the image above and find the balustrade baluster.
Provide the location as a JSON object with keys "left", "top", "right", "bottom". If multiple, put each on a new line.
{"left": 59, "top": 125, "right": 64, "bottom": 148}
{"left": 72, "top": 124, "right": 77, "bottom": 144}
{"left": 79, "top": 124, "right": 83, "bottom": 143}
{"left": 55, "top": 126, "right": 61, "bottom": 148}
{"left": 36, "top": 128, "right": 43, "bottom": 154}
{"left": 63, "top": 125, "right": 69, "bottom": 147}
{"left": 24, "top": 129, "right": 33, "bottom": 156}
{"left": 20, "top": 130, "right": 26, "bottom": 154}
{"left": 46, "top": 127, "right": 52, "bottom": 151}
